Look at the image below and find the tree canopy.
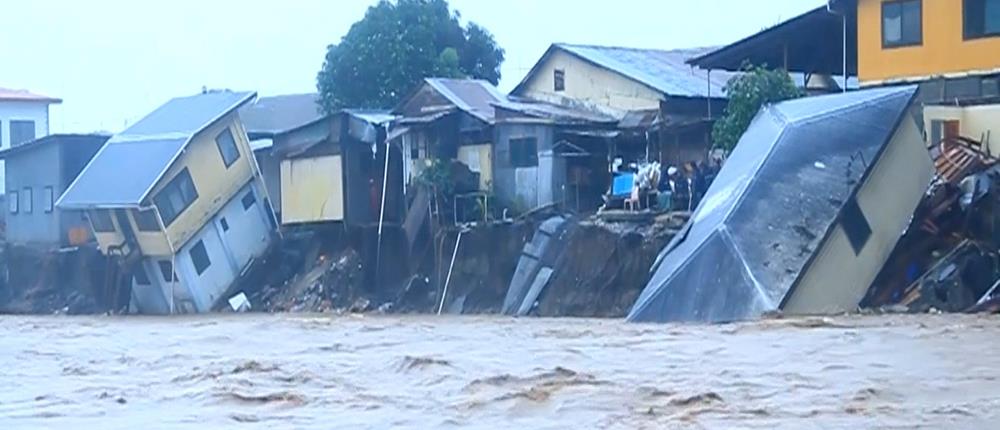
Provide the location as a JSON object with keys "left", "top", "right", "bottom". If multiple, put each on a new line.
{"left": 316, "top": 0, "right": 505, "bottom": 112}
{"left": 711, "top": 65, "right": 803, "bottom": 152}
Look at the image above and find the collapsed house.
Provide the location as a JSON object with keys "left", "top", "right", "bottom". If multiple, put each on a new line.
{"left": 57, "top": 91, "right": 275, "bottom": 314}
{"left": 628, "top": 86, "right": 933, "bottom": 323}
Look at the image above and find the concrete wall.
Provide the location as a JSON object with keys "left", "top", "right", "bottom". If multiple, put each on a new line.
{"left": 5, "top": 142, "right": 61, "bottom": 245}
{"left": 513, "top": 49, "right": 664, "bottom": 114}
{"left": 0, "top": 101, "right": 51, "bottom": 190}
{"left": 858, "top": 0, "right": 1000, "bottom": 84}
{"left": 784, "top": 112, "right": 933, "bottom": 314}
{"left": 924, "top": 104, "right": 1000, "bottom": 154}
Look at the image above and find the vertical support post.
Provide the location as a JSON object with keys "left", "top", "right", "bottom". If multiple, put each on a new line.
{"left": 843, "top": 13, "right": 848, "bottom": 92}
{"left": 375, "top": 128, "right": 391, "bottom": 288}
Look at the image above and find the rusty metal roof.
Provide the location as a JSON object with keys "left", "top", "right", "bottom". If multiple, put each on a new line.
{"left": 424, "top": 78, "right": 507, "bottom": 123}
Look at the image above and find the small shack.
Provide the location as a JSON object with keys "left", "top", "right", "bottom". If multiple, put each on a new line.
{"left": 0, "top": 133, "right": 109, "bottom": 248}
{"left": 629, "top": 86, "right": 933, "bottom": 323}
{"left": 273, "top": 109, "right": 401, "bottom": 227}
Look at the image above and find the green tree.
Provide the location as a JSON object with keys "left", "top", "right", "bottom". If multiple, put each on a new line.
{"left": 711, "top": 65, "right": 803, "bottom": 152}
{"left": 316, "top": 0, "right": 505, "bottom": 111}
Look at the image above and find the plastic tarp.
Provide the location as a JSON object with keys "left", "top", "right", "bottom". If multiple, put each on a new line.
{"left": 628, "top": 85, "right": 919, "bottom": 323}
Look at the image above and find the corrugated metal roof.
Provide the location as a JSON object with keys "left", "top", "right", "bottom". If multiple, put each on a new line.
{"left": 0, "top": 87, "right": 62, "bottom": 103}
{"left": 343, "top": 109, "right": 396, "bottom": 126}
{"left": 425, "top": 78, "right": 506, "bottom": 123}
{"left": 240, "top": 93, "right": 323, "bottom": 138}
{"left": 497, "top": 99, "right": 618, "bottom": 124}
{"left": 0, "top": 133, "right": 110, "bottom": 159}
{"left": 513, "top": 44, "right": 735, "bottom": 99}
{"left": 58, "top": 91, "right": 256, "bottom": 209}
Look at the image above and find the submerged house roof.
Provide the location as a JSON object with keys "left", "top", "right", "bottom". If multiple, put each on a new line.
{"left": 240, "top": 93, "right": 324, "bottom": 140}
{"left": 395, "top": 78, "right": 507, "bottom": 125}
{"left": 512, "top": 44, "right": 735, "bottom": 99}
{"left": 57, "top": 91, "right": 256, "bottom": 209}
{"left": 628, "top": 86, "right": 921, "bottom": 323}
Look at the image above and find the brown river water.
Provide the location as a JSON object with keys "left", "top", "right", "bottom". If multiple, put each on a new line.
{"left": 1, "top": 313, "right": 999, "bottom": 429}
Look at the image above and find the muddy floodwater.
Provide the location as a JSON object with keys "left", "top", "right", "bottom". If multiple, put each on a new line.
{"left": 2, "top": 314, "right": 1000, "bottom": 429}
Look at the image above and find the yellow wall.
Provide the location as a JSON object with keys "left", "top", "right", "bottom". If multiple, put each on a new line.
{"left": 91, "top": 210, "right": 124, "bottom": 254}
{"left": 858, "top": 0, "right": 1000, "bottom": 84}
{"left": 516, "top": 49, "right": 663, "bottom": 113}
{"left": 280, "top": 155, "right": 344, "bottom": 224}
{"left": 144, "top": 113, "right": 256, "bottom": 253}
{"left": 924, "top": 104, "right": 1000, "bottom": 154}
{"left": 784, "top": 113, "right": 933, "bottom": 314}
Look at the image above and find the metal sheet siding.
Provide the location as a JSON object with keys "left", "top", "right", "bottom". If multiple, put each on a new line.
{"left": 280, "top": 155, "right": 345, "bottom": 224}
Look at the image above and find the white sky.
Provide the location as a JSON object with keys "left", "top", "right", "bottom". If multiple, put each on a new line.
{"left": 0, "top": 0, "right": 825, "bottom": 133}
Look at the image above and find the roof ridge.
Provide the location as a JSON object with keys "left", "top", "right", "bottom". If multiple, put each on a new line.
{"left": 556, "top": 43, "right": 720, "bottom": 54}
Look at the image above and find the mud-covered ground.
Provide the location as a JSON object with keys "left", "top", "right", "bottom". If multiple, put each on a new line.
{"left": 2, "top": 313, "right": 999, "bottom": 429}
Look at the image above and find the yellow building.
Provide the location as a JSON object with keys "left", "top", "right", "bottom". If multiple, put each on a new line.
{"left": 58, "top": 91, "right": 276, "bottom": 314}
{"left": 852, "top": 0, "right": 1000, "bottom": 152}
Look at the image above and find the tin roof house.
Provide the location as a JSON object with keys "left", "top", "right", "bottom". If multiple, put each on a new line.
{"left": 272, "top": 109, "right": 400, "bottom": 226}
{"left": 510, "top": 43, "right": 734, "bottom": 167}
{"left": 0, "top": 133, "right": 109, "bottom": 248}
{"left": 628, "top": 86, "right": 933, "bottom": 323}
{"left": 58, "top": 91, "right": 275, "bottom": 314}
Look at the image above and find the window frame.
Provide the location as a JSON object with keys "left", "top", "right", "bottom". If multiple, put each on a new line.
{"left": 89, "top": 210, "right": 116, "bottom": 233}
{"left": 241, "top": 190, "right": 256, "bottom": 211}
{"left": 158, "top": 260, "right": 176, "bottom": 283}
{"left": 215, "top": 127, "right": 241, "bottom": 168}
{"left": 43, "top": 186, "right": 54, "bottom": 213}
{"left": 9, "top": 119, "right": 36, "bottom": 147}
{"left": 964, "top": 0, "right": 1000, "bottom": 40}
{"left": 133, "top": 266, "right": 151, "bottom": 286}
{"left": 881, "top": 0, "right": 923, "bottom": 49}
{"left": 508, "top": 137, "right": 539, "bottom": 168}
{"left": 153, "top": 168, "right": 198, "bottom": 227}
{"left": 554, "top": 69, "right": 566, "bottom": 92}
{"left": 22, "top": 187, "right": 32, "bottom": 214}
{"left": 190, "top": 240, "right": 212, "bottom": 276}
{"left": 8, "top": 190, "right": 18, "bottom": 214}
{"left": 133, "top": 208, "right": 161, "bottom": 232}
{"left": 841, "top": 197, "right": 873, "bottom": 255}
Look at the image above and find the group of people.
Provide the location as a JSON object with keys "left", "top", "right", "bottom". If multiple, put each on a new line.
{"left": 659, "top": 161, "right": 719, "bottom": 211}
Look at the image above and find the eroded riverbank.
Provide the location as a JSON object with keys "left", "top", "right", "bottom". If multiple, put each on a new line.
{"left": 2, "top": 314, "right": 999, "bottom": 429}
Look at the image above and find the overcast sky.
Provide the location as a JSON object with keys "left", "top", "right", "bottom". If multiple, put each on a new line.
{"left": 1, "top": 0, "right": 825, "bottom": 133}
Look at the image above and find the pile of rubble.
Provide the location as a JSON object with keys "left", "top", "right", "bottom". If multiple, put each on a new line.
{"left": 865, "top": 135, "right": 1000, "bottom": 313}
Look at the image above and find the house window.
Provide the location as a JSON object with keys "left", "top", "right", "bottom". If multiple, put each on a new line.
{"left": 930, "top": 120, "right": 943, "bottom": 145}
{"left": 190, "top": 240, "right": 211, "bottom": 276}
{"left": 43, "top": 186, "right": 53, "bottom": 213}
{"left": 133, "top": 208, "right": 161, "bottom": 232}
{"left": 509, "top": 137, "right": 538, "bottom": 168}
{"left": 554, "top": 69, "right": 566, "bottom": 92}
{"left": 22, "top": 187, "right": 32, "bottom": 214}
{"left": 9, "top": 120, "right": 35, "bottom": 147}
{"left": 841, "top": 197, "right": 872, "bottom": 255}
{"left": 216, "top": 127, "right": 240, "bottom": 168}
{"left": 134, "top": 266, "right": 151, "bottom": 286}
{"left": 90, "top": 210, "right": 115, "bottom": 233}
{"left": 241, "top": 191, "right": 256, "bottom": 210}
{"left": 158, "top": 260, "right": 176, "bottom": 282}
{"left": 220, "top": 217, "right": 229, "bottom": 232}
{"left": 8, "top": 191, "right": 17, "bottom": 214}
{"left": 882, "top": 0, "right": 922, "bottom": 48}
{"left": 965, "top": 0, "right": 1000, "bottom": 39}
{"left": 153, "top": 169, "right": 198, "bottom": 227}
